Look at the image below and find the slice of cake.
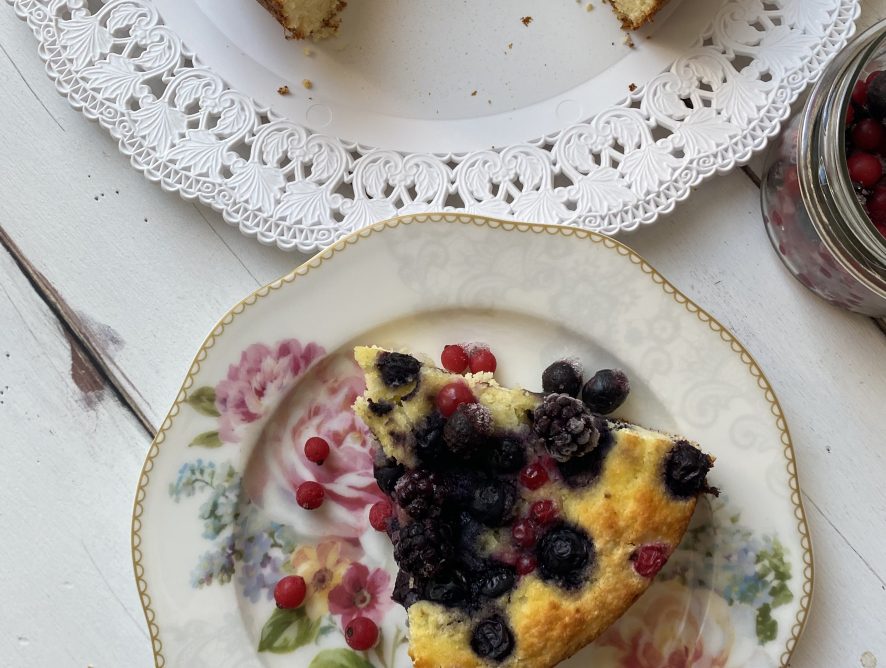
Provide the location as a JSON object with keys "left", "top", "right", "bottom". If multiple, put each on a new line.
{"left": 256, "top": 0, "right": 347, "bottom": 40}
{"left": 353, "top": 346, "right": 715, "bottom": 668}
{"left": 609, "top": 0, "right": 669, "bottom": 30}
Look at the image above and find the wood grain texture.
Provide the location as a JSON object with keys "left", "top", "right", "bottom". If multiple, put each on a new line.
{"left": 2, "top": 1, "right": 886, "bottom": 666}
{"left": 0, "top": 242, "right": 154, "bottom": 667}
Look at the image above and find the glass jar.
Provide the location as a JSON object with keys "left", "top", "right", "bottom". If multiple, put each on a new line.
{"left": 761, "top": 21, "right": 886, "bottom": 317}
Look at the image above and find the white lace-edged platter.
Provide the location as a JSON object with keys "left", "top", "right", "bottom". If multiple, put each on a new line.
{"left": 132, "top": 215, "right": 813, "bottom": 667}
{"left": 9, "top": 0, "right": 860, "bottom": 252}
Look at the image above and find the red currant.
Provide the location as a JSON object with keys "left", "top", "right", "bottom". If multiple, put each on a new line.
{"left": 852, "top": 118, "right": 885, "bottom": 151}
{"left": 867, "top": 186, "right": 886, "bottom": 225}
{"left": 515, "top": 553, "right": 537, "bottom": 576}
{"left": 304, "top": 437, "right": 330, "bottom": 465}
{"left": 441, "top": 344, "right": 469, "bottom": 373}
{"left": 511, "top": 519, "right": 538, "bottom": 548}
{"left": 848, "top": 152, "right": 883, "bottom": 188}
{"left": 434, "top": 381, "right": 476, "bottom": 417}
{"left": 274, "top": 575, "right": 307, "bottom": 609}
{"left": 630, "top": 543, "right": 671, "bottom": 578}
{"left": 345, "top": 616, "right": 379, "bottom": 650}
{"left": 782, "top": 167, "right": 801, "bottom": 199}
{"left": 296, "top": 481, "right": 325, "bottom": 509}
{"left": 469, "top": 348, "right": 497, "bottom": 374}
{"left": 852, "top": 79, "right": 868, "bottom": 106}
{"left": 369, "top": 500, "right": 393, "bottom": 531}
{"left": 866, "top": 70, "right": 883, "bottom": 86}
{"left": 519, "top": 462, "right": 549, "bottom": 490}
{"left": 846, "top": 104, "right": 856, "bottom": 126}
{"left": 529, "top": 500, "right": 558, "bottom": 526}
{"left": 877, "top": 223, "right": 886, "bottom": 238}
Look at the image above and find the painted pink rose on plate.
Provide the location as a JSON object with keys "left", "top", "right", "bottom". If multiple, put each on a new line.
{"left": 247, "top": 355, "right": 385, "bottom": 539}
{"left": 328, "top": 562, "right": 392, "bottom": 627}
{"left": 588, "top": 581, "right": 774, "bottom": 668}
{"left": 215, "top": 339, "right": 325, "bottom": 443}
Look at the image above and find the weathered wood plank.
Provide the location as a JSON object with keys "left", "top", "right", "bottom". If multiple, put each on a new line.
{"left": 0, "top": 243, "right": 154, "bottom": 667}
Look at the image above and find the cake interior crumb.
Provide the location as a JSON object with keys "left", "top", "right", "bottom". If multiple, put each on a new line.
{"left": 277, "top": 85, "right": 290, "bottom": 95}
{"left": 471, "top": 90, "right": 478, "bottom": 97}
{"left": 586, "top": 2, "right": 594, "bottom": 10}
{"left": 302, "top": 79, "right": 313, "bottom": 90}
{"left": 628, "top": 83, "right": 637, "bottom": 92}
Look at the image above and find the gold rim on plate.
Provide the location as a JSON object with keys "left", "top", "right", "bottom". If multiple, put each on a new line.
{"left": 131, "top": 212, "right": 814, "bottom": 667}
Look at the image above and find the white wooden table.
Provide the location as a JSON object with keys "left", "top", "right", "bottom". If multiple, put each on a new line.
{"left": 2, "top": 4, "right": 886, "bottom": 667}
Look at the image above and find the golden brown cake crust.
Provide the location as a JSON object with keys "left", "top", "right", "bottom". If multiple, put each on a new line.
{"left": 256, "top": 0, "right": 347, "bottom": 40}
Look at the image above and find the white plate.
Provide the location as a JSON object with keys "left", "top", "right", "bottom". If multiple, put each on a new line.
{"left": 11, "top": 0, "right": 860, "bottom": 251}
{"left": 132, "top": 214, "right": 813, "bottom": 667}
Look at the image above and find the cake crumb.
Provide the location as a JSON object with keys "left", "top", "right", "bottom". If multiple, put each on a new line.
{"left": 302, "top": 47, "right": 313, "bottom": 57}
{"left": 471, "top": 90, "right": 477, "bottom": 96}
{"left": 277, "top": 85, "right": 290, "bottom": 95}
{"left": 628, "top": 82, "right": 637, "bottom": 92}
{"left": 508, "top": 42, "right": 513, "bottom": 49}
{"left": 623, "top": 33, "right": 635, "bottom": 48}
{"left": 586, "top": 2, "right": 594, "bottom": 10}
{"left": 302, "top": 79, "right": 313, "bottom": 90}
{"left": 521, "top": 16, "right": 533, "bottom": 26}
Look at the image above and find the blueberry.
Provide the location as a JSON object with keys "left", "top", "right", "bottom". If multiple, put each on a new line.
{"left": 869, "top": 72, "right": 886, "bottom": 120}
{"left": 424, "top": 571, "right": 469, "bottom": 607}
{"left": 376, "top": 351, "right": 421, "bottom": 388}
{"left": 367, "top": 398, "right": 393, "bottom": 415}
{"left": 663, "top": 440, "right": 713, "bottom": 498}
{"left": 537, "top": 524, "right": 595, "bottom": 589}
{"left": 443, "top": 403, "right": 492, "bottom": 458}
{"left": 373, "top": 457, "right": 404, "bottom": 495}
{"left": 469, "top": 479, "right": 516, "bottom": 527}
{"left": 471, "top": 615, "right": 515, "bottom": 661}
{"left": 542, "top": 360, "right": 583, "bottom": 397}
{"left": 488, "top": 438, "right": 526, "bottom": 473}
{"left": 581, "top": 369, "right": 631, "bottom": 414}
{"left": 475, "top": 565, "right": 516, "bottom": 599}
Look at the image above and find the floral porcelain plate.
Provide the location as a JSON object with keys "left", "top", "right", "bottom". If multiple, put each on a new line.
{"left": 132, "top": 214, "right": 813, "bottom": 667}
{"left": 10, "top": 0, "right": 860, "bottom": 251}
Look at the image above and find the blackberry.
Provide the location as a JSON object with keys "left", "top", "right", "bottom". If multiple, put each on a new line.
{"left": 663, "top": 440, "right": 713, "bottom": 499}
{"left": 443, "top": 403, "right": 492, "bottom": 458}
{"left": 537, "top": 523, "right": 595, "bottom": 589}
{"left": 414, "top": 412, "right": 449, "bottom": 468}
{"left": 470, "top": 615, "right": 515, "bottom": 661}
{"left": 391, "top": 569, "right": 422, "bottom": 609}
{"left": 392, "top": 520, "right": 453, "bottom": 579}
{"left": 424, "top": 570, "right": 470, "bottom": 607}
{"left": 487, "top": 437, "right": 526, "bottom": 473}
{"left": 394, "top": 470, "right": 443, "bottom": 519}
{"left": 556, "top": 426, "right": 613, "bottom": 488}
{"left": 533, "top": 393, "right": 600, "bottom": 463}
{"left": 469, "top": 479, "right": 516, "bottom": 527}
{"left": 581, "top": 369, "right": 631, "bottom": 414}
{"left": 373, "top": 456, "right": 404, "bottom": 496}
{"left": 474, "top": 564, "right": 516, "bottom": 599}
{"left": 869, "top": 71, "right": 886, "bottom": 120}
{"left": 376, "top": 351, "right": 421, "bottom": 388}
{"left": 542, "top": 360, "right": 583, "bottom": 397}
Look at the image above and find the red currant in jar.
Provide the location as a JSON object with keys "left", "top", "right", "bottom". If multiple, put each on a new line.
{"left": 434, "top": 382, "right": 476, "bottom": 417}
{"left": 469, "top": 348, "right": 497, "bottom": 374}
{"left": 440, "top": 344, "right": 469, "bottom": 373}
{"left": 345, "top": 617, "right": 379, "bottom": 650}
{"left": 867, "top": 186, "right": 886, "bottom": 225}
{"left": 274, "top": 575, "right": 307, "bottom": 609}
{"left": 852, "top": 79, "right": 869, "bottom": 106}
{"left": 847, "top": 152, "right": 883, "bottom": 188}
{"left": 852, "top": 118, "right": 885, "bottom": 152}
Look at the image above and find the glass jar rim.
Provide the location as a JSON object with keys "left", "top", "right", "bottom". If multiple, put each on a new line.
{"left": 799, "top": 20, "right": 886, "bottom": 298}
